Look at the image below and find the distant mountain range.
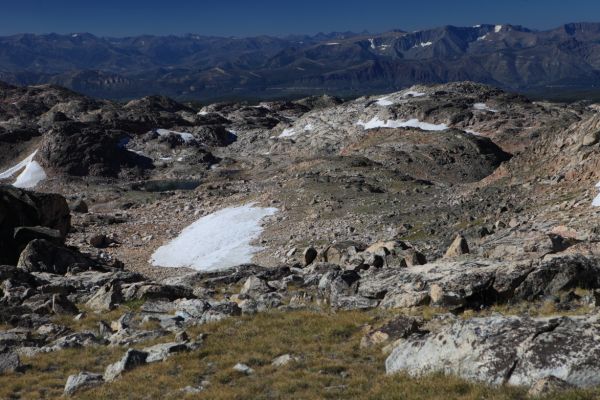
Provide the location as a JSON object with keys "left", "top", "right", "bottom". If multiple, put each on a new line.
{"left": 2, "top": 23, "right": 600, "bottom": 101}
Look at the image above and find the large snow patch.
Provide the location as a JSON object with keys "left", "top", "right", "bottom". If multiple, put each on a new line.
{"left": 0, "top": 150, "right": 47, "bottom": 189}
{"left": 150, "top": 204, "right": 278, "bottom": 271}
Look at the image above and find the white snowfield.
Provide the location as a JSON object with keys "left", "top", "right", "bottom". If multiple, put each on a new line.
{"left": 278, "top": 128, "right": 297, "bottom": 138}
{"left": 402, "top": 90, "right": 426, "bottom": 98}
{"left": 357, "top": 117, "right": 448, "bottom": 131}
{"left": 464, "top": 129, "right": 483, "bottom": 136}
{"left": 13, "top": 161, "right": 47, "bottom": 188}
{"left": 375, "top": 90, "right": 426, "bottom": 107}
{"left": 0, "top": 150, "right": 47, "bottom": 189}
{"left": 473, "top": 103, "right": 498, "bottom": 113}
{"left": 376, "top": 97, "right": 394, "bottom": 106}
{"left": 155, "top": 129, "right": 195, "bottom": 143}
{"left": 279, "top": 124, "right": 313, "bottom": 138}
{"left": 150, "top": 204, "right": 278, "bottom": 272}
{"left": 592, "top": 181, "right": 600, "bottom": 207}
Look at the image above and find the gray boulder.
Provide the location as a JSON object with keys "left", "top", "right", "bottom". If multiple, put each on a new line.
{"left": 174, "top": 299, "right": 211, "bottom": 319}
{"left": 17, "top": 239, "right": 96, "bottom": 274}
{"left": 386, "top": 314, "right": 600, "bottom": 388}
{"left": 361, "top": 315, "right": 422, "bottom": 348}
{"left": 69, "top": 199, "right": 88, "bottom": 213}
{"left": 240, "top": 276, "right": 272, "bottom": 298}
{"left": 44, "top": 331, "right": 103, "bottom": 352}
{"left": 143, "top": 342, "right": 190, "bottom": 363}
{"left": 0, "top": 351, "right": 21, "bottom": 373}
{"left": 233, "top": 362, "right": 254, "bottom": 375}
{"left": 0, "top": 186, "right": 71, "bottom": 265}
{"left": 271, "top": 354, "right": 299, "bottom": 367}
{"left": 528, "top": 376, "right": 574, "bottom": 397}
{"left": 444, "top": 234, "right": 469, "bottom": 258}
{"left": 103, "top": 349, "right": 148, "bottom": 382}
{"left": 64, "top": 372, "right": 103, "bottom": 396}
{"left": 122, "top": 282, "right": 193, "bottom": 301}
{"left": 86, "top": 282, "right": 122, "bottom": 311}
{"left": 51, "top": 293, "right": 79, "bottom": 315}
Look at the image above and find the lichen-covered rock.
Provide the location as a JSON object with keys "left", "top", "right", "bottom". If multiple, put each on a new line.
{"left": 444, "top": 234, "right": 469, "bottom": 258}
{"left": 386, "top": 314, "right": 600, "bottom": 388}
{"left": 64, "top": 372, "right": 103, "bottom": 396}
{"left": 239, "top": 276, "right": 272, "bottom": 298}
{"left": 355, "top": 255, "right": 600, "bottom": 310}
{"left": 103, "top": 349, "right": 148, "bottom": 382}
{"left": 86, "top": 282, "right": 122, "bottom": 311}
{"left": 361, "top": 315, "right": 422, "bottom": 348}
{"left": 0, "top": 351, "right": 21, "bottom": 373}
{"left": 143, "top": 342, "right": 190, "bottom": 363}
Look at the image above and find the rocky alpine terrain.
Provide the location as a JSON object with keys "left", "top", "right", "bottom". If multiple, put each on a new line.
{"left": 2, "top": 79, "right": 600, "bottom": 398}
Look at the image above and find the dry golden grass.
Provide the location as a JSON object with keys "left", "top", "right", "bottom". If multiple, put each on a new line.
{"left": 0, "top": 306, "right": 599, "bottom": 399}
{"left": 0, "top": 347, "right": 122, "bottom": 400}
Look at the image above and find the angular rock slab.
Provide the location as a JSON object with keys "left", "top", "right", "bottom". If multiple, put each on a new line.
{"left": 0, "top": 351, "right": 21, "bottom": 374}
{"left": 104, "top": 349, "right": 148, "bottom": 382}
{"left": 64, "top": 372, "right": 103, "bottom": 396}
{"left": 385, "top": 314, "right": 600, "bottom": 388}
{"left": 143, "top": 342, "right": 190, "bottom": 363}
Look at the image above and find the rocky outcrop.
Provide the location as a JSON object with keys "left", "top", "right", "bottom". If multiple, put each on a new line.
{"left": 17, "top": 239, "right": 97, "bottom": 275}
{"left": 0, "top": 350, "right": 21, "bottom": 373}
{"left": 64, "top": 372, "right": 103, "bottom": 396}
{"left": 0, "top": 186, "right": 71, "bottom": 265}
{"left": 444, "top": 234, "right": 469, "bottom": 258}
{"left": 103, "top": 349, "right": 148, "bottom": 381}
{"left": 385, "top": 314, "right": 600, "bottom": 388}
{"left": 323, "top": 255, "right": 600, "bottom": 310}
{"left": 85, "top": 282, "right": 123, "bottom": 311}
{"left": 39, "top": 121, "right": 153, "bottom": 177}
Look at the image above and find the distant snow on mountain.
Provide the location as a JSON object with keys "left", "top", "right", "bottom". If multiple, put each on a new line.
{"left": 0, "top": 23, "right": 598, "bottom": 100}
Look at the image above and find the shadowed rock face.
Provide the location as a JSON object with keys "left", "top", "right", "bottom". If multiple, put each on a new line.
{"left": 39, "top": 122, "right": 153, "bottom": 177}
{"left": 0, "top": 186, "right": 70, "bottom": 265}
{"left": 385, "top": 314, "right": 600, "bottom": 388}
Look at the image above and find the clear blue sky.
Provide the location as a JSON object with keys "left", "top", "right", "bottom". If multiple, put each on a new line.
{"left": 2, "top": 0, "right": 600, "bottom": 37}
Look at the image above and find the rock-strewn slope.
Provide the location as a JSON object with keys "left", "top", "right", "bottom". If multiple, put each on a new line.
{"left": 2, "top": 80, "right": 600, "bottom": 397}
